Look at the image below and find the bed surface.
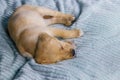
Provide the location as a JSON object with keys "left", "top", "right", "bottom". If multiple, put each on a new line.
{"left": 0, "top": 0, "right": 120, "bottom": 80}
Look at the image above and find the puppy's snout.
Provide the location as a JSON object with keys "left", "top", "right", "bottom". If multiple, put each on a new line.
{"left": 71, "top": 49, "right": 75, "bottom": 56}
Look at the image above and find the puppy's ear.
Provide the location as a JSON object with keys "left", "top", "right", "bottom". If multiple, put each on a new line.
{"left": 35, "top": 57, "right": 47, "bottom": 64}
{"left": 35, "top": 57, "right": 54, "bottom": 64}
{"left": 39, "top": 33, "right": 52, "bottom": 41}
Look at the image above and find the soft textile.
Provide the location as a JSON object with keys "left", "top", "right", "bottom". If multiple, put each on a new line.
{"left": 0, "top": 0, "right": 120, "bottom": 80}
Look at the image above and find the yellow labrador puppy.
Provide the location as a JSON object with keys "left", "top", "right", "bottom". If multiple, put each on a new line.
{"left": 8, "top": 5, "right": 83, "bottom": 64}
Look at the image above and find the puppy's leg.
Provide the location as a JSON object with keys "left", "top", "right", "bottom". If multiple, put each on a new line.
{"left": 17, "top": 5, "right": 75, "bottom": 26}
{"left": 49, "top": 28, "right": 83, "bottom": 38}
{"left": 17, "top": 44, "right": 32, "bottom": 58}
{"left": 33, "top": 6, "right": 75, "bottom": 26}
{"left": 44, "top": 14, "right": 75, "bottom": 26}
{"left": 45, "top": 14, "right": 75, "bottom": 26}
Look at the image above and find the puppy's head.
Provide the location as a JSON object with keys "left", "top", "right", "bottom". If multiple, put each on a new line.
{"left": 35, "top": 33, "right": 75, "bottom": 64}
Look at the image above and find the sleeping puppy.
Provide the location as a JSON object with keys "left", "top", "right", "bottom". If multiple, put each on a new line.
{"left": 8, "top": 5, "right": 83, "bottom": 64}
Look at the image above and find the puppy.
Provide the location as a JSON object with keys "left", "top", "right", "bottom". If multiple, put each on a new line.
{"left": 8, "top": 5, "right": 83, "bottom": 64}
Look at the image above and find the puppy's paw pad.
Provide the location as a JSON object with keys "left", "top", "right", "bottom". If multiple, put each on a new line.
{"left": 64, "top": 15, "right": 75, "bottom": 26}
{"left": 68, "top": 16, "right": 75, "bottom": 21}
{"left": 65, "top": 21, "right": 72, "bottom": 26}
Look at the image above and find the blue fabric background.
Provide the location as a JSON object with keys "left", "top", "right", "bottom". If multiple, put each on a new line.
{"left": 0, "top": 0, "right": 120, "bottom": 80}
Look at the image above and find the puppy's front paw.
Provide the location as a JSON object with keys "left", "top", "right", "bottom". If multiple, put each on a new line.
{"left": 64, "top": 15, "right": 75, "bottom": 26}
{"left": 73, "top": 29, "right": 84, "bottom": 38}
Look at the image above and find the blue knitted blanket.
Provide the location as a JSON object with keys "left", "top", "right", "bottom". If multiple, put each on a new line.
{"left": 0, "top": 0, "right": 120, "bottom": 80}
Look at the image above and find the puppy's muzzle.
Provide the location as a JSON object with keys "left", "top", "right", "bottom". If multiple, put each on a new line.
{"left": 71, "top": 49, "right": 75, "bottom": 56}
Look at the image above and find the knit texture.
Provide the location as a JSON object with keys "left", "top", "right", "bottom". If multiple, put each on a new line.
{"left": 0, "top": 0, "right": 120, "bottom": 80}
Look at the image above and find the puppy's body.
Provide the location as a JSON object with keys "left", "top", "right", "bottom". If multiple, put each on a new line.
{"left": 8, "top": 5, "right": 83, "bottom": 64}
{"left": 9, "top": 6, "right": 51, "bottom": 56}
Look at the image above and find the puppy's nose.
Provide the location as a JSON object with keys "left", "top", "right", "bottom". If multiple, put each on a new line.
{"left": 71, "top": 49, "right": 75, "bottom": 56}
